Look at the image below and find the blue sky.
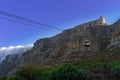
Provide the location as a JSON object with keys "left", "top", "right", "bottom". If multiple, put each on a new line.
{"left": 0, "top": 0, "right": 120, "bottom": 47}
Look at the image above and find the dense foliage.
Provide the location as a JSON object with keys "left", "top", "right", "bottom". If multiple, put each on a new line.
{"left": 50, "top": 64, "right": 91, "bottom": 80}
{"left": 110, "top": 66, "right": 120, "bottom": 80}
{"left": 1, "top": 62, "right": 120, "bottom": 80}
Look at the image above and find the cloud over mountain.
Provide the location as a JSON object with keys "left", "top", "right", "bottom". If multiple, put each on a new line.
{"left": 0, "top": 45, "right": 33, "bottom": 63}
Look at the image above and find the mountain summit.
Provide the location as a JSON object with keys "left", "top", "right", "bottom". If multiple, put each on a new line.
{"left": 98, "top": 16, "right": 106, "bottom": 25}
{"left": 0, "top": 16, "right": 120, "bottom": 76}
{"left": 81, "top": 16, "right": 106, "bottom": 27}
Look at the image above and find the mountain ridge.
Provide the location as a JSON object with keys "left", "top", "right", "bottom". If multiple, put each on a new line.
{"left": 0, "top": 16, "right": 120, "bottom": 76}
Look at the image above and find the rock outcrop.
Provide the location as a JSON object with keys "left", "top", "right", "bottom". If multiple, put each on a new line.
{"left": 0, "top": 54, "right": 20, "bottom": 76}
{"left": 1, "top": 16, "right": 120, "bottom": 76}
{"left": 18, "top": 16, "right": 111, "bottom": 65}
{"left": 107, "top": 19, "right": 120, "bottom": 49}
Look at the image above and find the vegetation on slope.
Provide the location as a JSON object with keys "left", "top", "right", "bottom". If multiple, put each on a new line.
{"left": 1, "top": 61, "right": 120, "bottom": 80}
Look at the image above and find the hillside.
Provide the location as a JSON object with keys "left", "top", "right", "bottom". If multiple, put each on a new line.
{"left": 0, "top": 16, "right": 120, "bottom": 76}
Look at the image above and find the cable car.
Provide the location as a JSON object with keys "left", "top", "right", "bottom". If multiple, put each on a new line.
{"left": 83, "top": 40, "right": 91, "bottom": 47}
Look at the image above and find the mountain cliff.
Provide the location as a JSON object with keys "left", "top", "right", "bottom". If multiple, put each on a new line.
{"left": 0, "top": 16, "right": 120, "bottom": 76}
{"left": 18, "top": 16, "right": 110, "bottom": 65}
{"left": 107, "top": 19, "right": 120, "bottom": 49}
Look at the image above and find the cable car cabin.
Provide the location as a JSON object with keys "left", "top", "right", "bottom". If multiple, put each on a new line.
{"left": 83, "top": 40, "right": 91, "bottom": 47}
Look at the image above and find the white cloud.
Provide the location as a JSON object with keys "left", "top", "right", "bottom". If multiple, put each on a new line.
{"left": 0, "top": 45, "right": 33, "bottom": 63}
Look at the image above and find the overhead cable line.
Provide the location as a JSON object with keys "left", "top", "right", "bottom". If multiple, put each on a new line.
{"left": 0, "top": 10, "right": 63, "bottom": 31}
{"left": 0, "top": 16, "right": 59, "bottom": 32}
{"left": 0, "top": 16, "right": 59, "bottom": 44}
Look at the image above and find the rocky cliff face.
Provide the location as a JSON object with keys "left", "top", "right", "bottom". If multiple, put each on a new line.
{"left": 18, "top": 16, "right": 111, "bottom": 65}
{"left": 0, "top": 46, "right": 33, "bottom": 76}
{"left": 0, "top": 54, "right": 20, "bottom": 76}
{"left": 107, "top": 19, "right": 120, "bottom": 50}
{"left": 0, "top": 16, "right": 120, "bottom": 76}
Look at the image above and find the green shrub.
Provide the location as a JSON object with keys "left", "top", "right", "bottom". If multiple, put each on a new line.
{"left": 50, "top": 64, "right": 78, "bottom": 80}
{"left": 5, "top": 75, "right": 25, "bottom": 80}
{"left": 50, "top": 64, "right": 91, "bottom": 80}
{"left": 0, "top": 77, "right": 7, "bottom": 80}
{"left": 15, "top": 65, "right": 47, "bottom": 80}
{"left": 110, "top": 66, "right": 120, "bottom": 79}
{"left": 78, "top": 69, "right": 92, "bottom": 80}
